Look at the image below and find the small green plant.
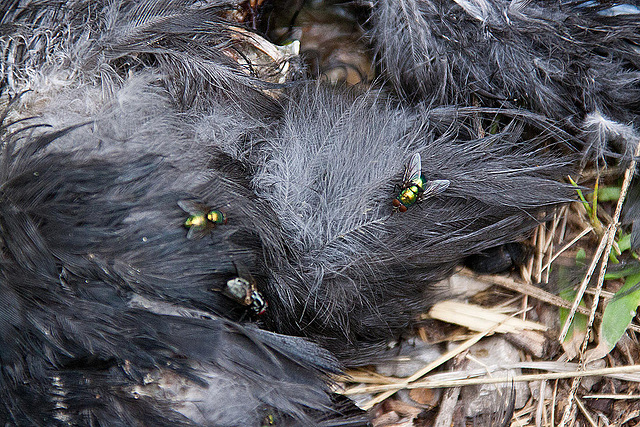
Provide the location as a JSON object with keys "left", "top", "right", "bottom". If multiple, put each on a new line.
{"left": 569, "top": 176, "right": 601, "bottom": 229}
{"left": 587, "top": 264, "right": 640, "bottom": 361}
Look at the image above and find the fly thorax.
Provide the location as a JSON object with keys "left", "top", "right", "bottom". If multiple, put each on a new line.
{"left": 226, "top": 278, "right": 252, "bottom": 303}
{"left": 399, "top": 186, "right": 419, "bottom": 205}
{"left": 207, "top": 211, "right": 225, "bottom": 224}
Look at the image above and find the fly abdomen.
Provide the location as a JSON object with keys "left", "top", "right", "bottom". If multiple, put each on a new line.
{"left": 185, "top": 215, "right": 207, "bottom": 228}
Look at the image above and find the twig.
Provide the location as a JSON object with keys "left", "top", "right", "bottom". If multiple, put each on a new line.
{"left": 558, "top": 205, "right": 569, "bottom": 244}
{"left": 544, "top": 241, "right": 553, "bottom": 284}
{"left": 434, "top": 386, "right": 460, "bottom": 427}
{"left": 466, "top": 272, "right": 596, "bottom": 318}
{"left": 343, "top": 360, "right": 640, "bottom": 386}
{"left": 535, "top": 224, "right": 545, "bottom": 282}
{"left": 535, "top": 380, "right": 547, "bottom": 427}
{"left": 557, "top": 229, "right": 609, "bottom": 343}
{"left": 583, "top": 394, "right": 640, "bottom": 400}
{"left": 343, "top": 364, "right": 640, "bottom": 394}
{"left": 433, "top": 354, "right": 465, "bottom": 427}
{"left": 574, "top": 396, "right": 598, "bottom": 427}
{"left": 541, "top": 226, "right": 594, "bottom": 273}
{"left": 543, "top": 210, "right": 560, "bottom": 254}
{"left": 551, "top": 379, "right": 558, "bottom": 427}
{"left": 356, "top": 311, "right": 517, "bottom": 410}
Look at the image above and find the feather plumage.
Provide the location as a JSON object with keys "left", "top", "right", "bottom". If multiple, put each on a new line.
{"left": 367, "top": 0, "right": 640, "bottom": 160}
{"left": 0, "top": 0, "right": 595, "bottom": 422}
{"left": 251, "top": 84, "right": 577, "bottom": 363}
{"left": 0, "top": 66, "right": 366, "bottom": 425}
{"left": 0, "top": 0, "right": 290, "bottom": 114}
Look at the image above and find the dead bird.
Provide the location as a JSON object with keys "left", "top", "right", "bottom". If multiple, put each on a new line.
{"left": 0, "top": 1, "right": 367, "bottom": 421}
{"left": 0, "top": 1, "right": 369, "bottom": 424}
{"left": 0, "top": 0, "right": 583, "bottom": 423}
{"left": 366, "top": 0, "right": 640, "bottom": 162}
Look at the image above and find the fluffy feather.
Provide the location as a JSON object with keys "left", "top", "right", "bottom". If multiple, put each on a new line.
{"left": 367, "top": 0, "right": 640, "bottom": 160}
{"left": 251, "top": 84, "right": 577, "bottom": 363}
{"left": 0, "top": 110, "right": 367, "bottom": 425}
{"left": 0, "top": 0, "right": 288, "bottom": 114}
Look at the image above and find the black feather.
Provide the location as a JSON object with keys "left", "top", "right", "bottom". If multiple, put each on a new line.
{"left": 367, "top": 0, "right": 640, "bottom": 161}
{"left": 0, "top": 106, "right": 367, "bottom": 425}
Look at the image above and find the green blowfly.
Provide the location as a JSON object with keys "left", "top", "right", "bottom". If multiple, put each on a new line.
{"left": 178, "top": 200, "right": 227, "bottom": 239}
{"left": 392, "top": 153, "right": 450, "bottom": 212}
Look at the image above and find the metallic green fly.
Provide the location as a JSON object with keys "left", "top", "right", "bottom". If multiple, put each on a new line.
{"left": 392, "top": 153, "right": 449, "bottom": 212}
{"left": 178, "top": 200, "right": 227, "bottom": 239}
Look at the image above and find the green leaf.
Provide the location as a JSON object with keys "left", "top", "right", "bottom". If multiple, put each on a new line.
{"left": 618, "top": 233, "right": 631, "bottom": 254}
{"left": 595, "top": 186, "right": 621, "bottom": 202}
{"left": 559, "top": 287, "right": 588, "bottom": 360}
{"left": 604, "top": 264, "right": 640, "bottom": 280}
{"left": 587, "top": 269, "right": 640, "bottom": 361}
{"left": 609, "top": 251, "right": 620, "bottom": 264}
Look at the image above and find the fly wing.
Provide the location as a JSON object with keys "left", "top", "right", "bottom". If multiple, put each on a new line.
{"left": 178, "top": 199, "right": 207, "bottom": 215}
{"left": 186, "top": 222, "right": 215, "bottom": 240}
{"left": 421, "top": 179, "right": 450, "bottom": 199}
{"left": 403, "top": 153, "right": 422, "bottom": 184}
{"left": 232, "top": 261, "right": 257, "bottom": 286}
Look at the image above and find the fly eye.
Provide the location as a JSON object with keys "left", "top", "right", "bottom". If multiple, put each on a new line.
{"left": 392, "top": 199, "right": 401, "bottom": 207}
{"left": 399, "top": 205, "right": 408, "bottom": 212}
